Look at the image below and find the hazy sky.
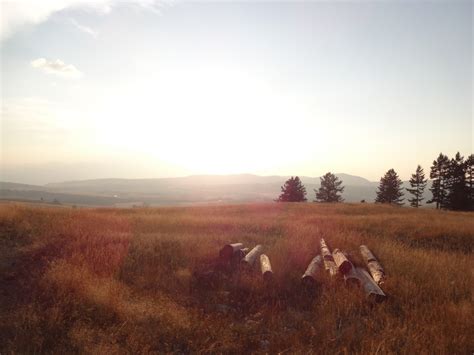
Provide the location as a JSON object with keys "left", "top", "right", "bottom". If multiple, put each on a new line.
{"left": 1, "top": 0, "right": 472, "bottom": 184}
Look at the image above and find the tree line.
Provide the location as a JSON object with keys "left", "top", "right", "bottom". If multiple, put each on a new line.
{"left": 276, "top": 152, "right": 474, "bottom": 211}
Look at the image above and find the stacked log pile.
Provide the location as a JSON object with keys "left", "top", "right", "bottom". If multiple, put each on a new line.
{"left": 220, "top": 243, "right": 275, "bottom": 283}
{"left": 195, "top": 240, "right": 387, "bottom": 303}
{"left": 302, "top": 239, "right": 388, "bottom": 301}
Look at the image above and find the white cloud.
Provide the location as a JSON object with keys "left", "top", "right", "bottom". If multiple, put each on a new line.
{"left": 31, "top": 58, "right": 83, "bottom": 79}
{"left": 0, "top": 0, "right": 175, "bottom": 41}
{"left": 69, "top": 18, "right": 98, "bottom": 38}
{"left": 0, "top": 1, "right": 104, "bottom": 41}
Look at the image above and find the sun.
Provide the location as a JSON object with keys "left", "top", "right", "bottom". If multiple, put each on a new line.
{"left": 93, "top": 64, "right": 318, "bottom": 174}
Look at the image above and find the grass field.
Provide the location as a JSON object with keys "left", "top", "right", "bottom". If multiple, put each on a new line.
{"left": 0, "top": 202, "right": 472, "bottom": 354}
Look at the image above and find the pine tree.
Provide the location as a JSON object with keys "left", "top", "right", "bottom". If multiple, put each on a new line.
{"left": 277, "top": 176, "right": 307, "bottom": 202}
{"left": 427, "top": 153, "right": 449, "bottom": 209}
{"left": 445, "top": 152, "right": 469, "bottom": 211}
{"left": 466, "top": 154, "right": 474, "bottom": 211}
{"left": 406, "top": 165, "right": 427, "bottom": 208}
{"left": 375, "top": 169, "right": 404, "bottom": 205}
{"left": 314, "top": 172, "right": 344, "bottom": 203}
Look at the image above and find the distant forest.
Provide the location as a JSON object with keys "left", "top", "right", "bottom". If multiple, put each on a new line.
{"left": 277, "top": 152, "right": 474, "bottom": 212}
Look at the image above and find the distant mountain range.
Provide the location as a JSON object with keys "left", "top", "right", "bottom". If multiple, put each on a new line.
{"left": 0, "top": 173, "right": 433, "bottom": 207}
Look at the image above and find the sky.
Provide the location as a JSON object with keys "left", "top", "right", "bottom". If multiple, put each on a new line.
{"left": 1, "top": 0, "right": 472, "bottom": 184}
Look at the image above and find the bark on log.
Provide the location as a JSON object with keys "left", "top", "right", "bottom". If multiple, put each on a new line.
{"left": 355, "top": 267, "right": 387, "bottom": 302}
{"left": 241, "top": 244, "right": 263, "bottom": 268}
{"left": 359, "top": 245, "right": 377, "bottom": 263}
{"left": 260, "top": 254, "right": 273, "bottom": 282}
{"left": 320, "top": 238, "right": 333, "bottom": 261}
{"left": 343, "top": 266, "right": 361, "bottom": 287}
{"left": 302, "top": 255, "right": 322, "bottom": 286}
{"left": 324, "top": 260, "right": 338, "bottom": 276}
{"left": 320, "top": 238, "right": 338, "bottom": 276}
{"left": 219, "top": 243, "right": 244, "bottom": 261}
{"left": 359, "top": 245, "right": 385, "bottom": 284}
{"left": 367, "top": 261, "right": 385, "bottom": 285}
{"left": 332, "top": 249, "right": 353, "bottom": 275}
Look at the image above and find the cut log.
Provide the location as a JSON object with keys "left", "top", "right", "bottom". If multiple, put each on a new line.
{"left": 324, "top": 260, "right": 338, "bottom": 276}
{"left": 320, "top": 238, "right": 338, "bottom": 276}
{"left": 367, "top": 261, "right": 385, "bottom": 285}
{"left": 230, "top": 247, "right": 249, "bottom": 268}
{"left": 260, "top": 254, "right": 273, "bottom": 282}
{"left": 301, "top": 255, "right": 322, "bottom": 286}
{"left": 332, "top": 249, "right": 353, "bottom": 275}
{"left": 355, "top": 267, "right": 387, "bottom": 302}
{"left": 359, "top": 245, "right": 377, "bottom": 263}
{"left": 241, "top": 244, "right": 263, "bottom": 268}
{"left": 219, "top": 243, "right": 244, "bottom": 261}
{"left": 320, "top": 238, "right": 333, "bottom": 261}
{"left": 359, "top": 245, "right": 385, "bottom": 284}
{"left": 343, "top": 266, "right": 361, "bottom": 287}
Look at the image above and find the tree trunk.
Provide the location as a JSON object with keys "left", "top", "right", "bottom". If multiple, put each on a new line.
{"left": 343, "top": 265, "right": 361, "bottom": 287}
{"left": 356, "top": 267, "right": 387, "bottom": 302}
{"left": 230, "top": 247, "right": 249, "bottom": 269}
{"left": 301, "top": 255, "right": 322, "bottom": 286}
{"left": 359, "top": 245, "right": 385, "bottom": 284}
{"left": 241, "top": 244, "right": 263, "bottom": 269}
{"left": 324, "top": 260, "right": 338, "bottom": 276}
{"left": 367, "top": 262, "right": 385, "bottom": 285}
{"left": 332, "top": 248, "right": 353, "bottom": 275}
{"left": 219, "top": 243, "right": 244, "bottom": 261}
{"left": 359, "top": 245, "right": 376, "bottom": 263}
{"left": 260, "top": 254, "right": 273, "bottom": 282}
{"left": 320, "top": 238, "right": 332, "bottom": 260}
{"left": 320, "top": 238, "right": 338, "bottom": 276}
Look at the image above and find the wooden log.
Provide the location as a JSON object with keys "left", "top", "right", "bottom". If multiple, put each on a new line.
{"left": 324, "top": 260, "right": 338, "bottom": 276}
{"left": 241, "top": 244, "right": 263, "bottom": 268}
{"left": 332, "top": 249, "right": 353, "bottom": 275}
{"left": 355, "top": 267, "right": 387, "bottom": 302}
{"left": 343, "top": 266, "right": 361, "bottom": 287}
{"left": 219, "top": 243, "right": 244, "bottom": 261}
{"left": 359, "top": 245, "right": 385, "bottom": 284}
{"left": 320, "top": 238, "right": 338, "bottom": 276}
{"left": 301, "top": 255, "right": 322, "bottom": 286}
{"left": 260, "top": 254, "right": 273, "bottom": 282}
{"left": 320, "top": 238, "right": 333, "bottom": 261}
{"left": 230, "top": 247, "right": 249, "bottom": 269}
{"left": 367, "top": 261, "right": 385, "bottom": 285}
{"left": 359, "top": 245, "right": 377, "bottom": 263}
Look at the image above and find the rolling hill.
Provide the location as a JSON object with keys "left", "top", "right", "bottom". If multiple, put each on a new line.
{"left": 1, "top": 173, "right": 431, "bottom": 206}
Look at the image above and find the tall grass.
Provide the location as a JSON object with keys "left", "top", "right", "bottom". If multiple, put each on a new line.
{"left": 0, "top": 203, "right": 472, "bottom": 353}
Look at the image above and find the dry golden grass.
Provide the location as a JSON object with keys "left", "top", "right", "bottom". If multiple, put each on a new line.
{"left": 0, "top": 202, "right": 472, "bottom": 354}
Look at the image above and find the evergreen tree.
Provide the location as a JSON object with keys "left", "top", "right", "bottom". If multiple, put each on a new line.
{"left": 375, "top": 169, "right": 404, "bottom": 205}
{"left": 314, "top": 172, "right": 344, "bottom": 203}
{"left": 466, "top": 154, "right": 474, "bottom": 211}
{"left": 406, "top": 165, "right": 427, "bottom": 208}
{"left": 277, "top": 176, "right": 307, "bottom": 202}
{"left": 445, "top": 152, "right": 469, "bottom": 211}
{"left": 427, "top": 153, "right": 449, "bottom": 209}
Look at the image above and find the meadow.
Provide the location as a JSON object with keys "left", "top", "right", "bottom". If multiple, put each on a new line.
{"left": 0, "top": 202, "right": 472, "bottom": 354}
